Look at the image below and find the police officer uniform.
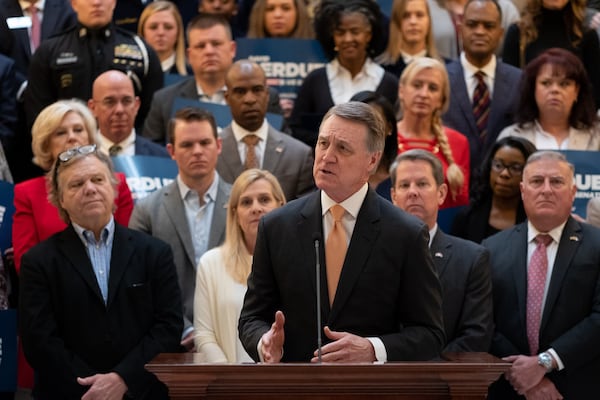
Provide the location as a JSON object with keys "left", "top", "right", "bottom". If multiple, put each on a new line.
{"left": 24, "top": 23, "right": 163, "bottom": 130}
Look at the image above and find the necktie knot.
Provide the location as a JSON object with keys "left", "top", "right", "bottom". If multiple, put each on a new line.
{"left": 330, "top": 204, "right": 345, "bottom": 222}
{"left": 242, "top": 134, "right": 260, "bottom": 146}
{"left": 535, "top": 234, "right": 553, "bottom": 247}
{"left": 108, "top": 145, "right": 122, "bottom": 156}
{"left": 475, "top": 70, "right": 486, "bottom": 82}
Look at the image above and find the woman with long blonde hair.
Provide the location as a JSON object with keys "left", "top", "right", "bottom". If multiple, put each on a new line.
{"left": 397, "top": 57, "right": 470, "bottom": 208}
{"left": 193, "top": 169, "right": 286, "bottom": 362}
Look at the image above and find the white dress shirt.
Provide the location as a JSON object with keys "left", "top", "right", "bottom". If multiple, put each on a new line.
{"left": 460, "top": 52, "right": 496, "bottom": 102}
{"left": 326, "top": 58, "right": 385, "bottom": 105}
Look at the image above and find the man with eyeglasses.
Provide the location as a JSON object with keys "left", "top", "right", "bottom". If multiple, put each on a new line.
{"left": 217, "top": 60, "right": 314, "bottom": 201}
{"left": 390, "top": 149, "right": 493, "bottom": 354}
{"left": 89, "top": 70, "right": 169, "bottom": 157}
{"left": 18, "top": 146, "right": 182, "bottom": 400}
{"left": 442, "top": 0, "right": 521, "bottom": 179}
{"left": 483, "top": 151, "right": 600, "bottom": 399}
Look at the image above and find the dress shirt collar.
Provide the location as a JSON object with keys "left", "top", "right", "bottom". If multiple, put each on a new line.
{"left": 231, "top": 120, "right": 269, "bottom": 143}
{"left": 19, "top": 0, "right": 45, "bottom": 12}
{"left": 97, "top": 129, "right": 136, "bottom": 156}
{"left": 460, "top": 52, "right": 496, "bottom": 79}
{"left": 401, "top": 49, "right": 427, "bottom": 64}
{"left": 527, "top": 220, "right": 567, "bottom": 245}
{"left": 328, "top": 57, "right": 381, "bottom": 81}
{"left": 428, "top": 223, "right": 439, "bottom": 248}
{"left": 73, "top": 216, "right": 115, "bottom": 246}
{"left": 177, "top": 173, "right": 219, "bottom": 205}
{"left": 196, "top": 84, "right": 227, "bottom": 104}
{"left": 320, "top": 183, "right": 369, "bottom": 219}
{"left": 161, "top": 53, "right": 176, "bottom": 73}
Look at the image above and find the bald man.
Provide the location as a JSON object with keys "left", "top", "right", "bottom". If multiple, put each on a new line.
{"left": 88, "top": 70, "right": 169, "bottom": 158}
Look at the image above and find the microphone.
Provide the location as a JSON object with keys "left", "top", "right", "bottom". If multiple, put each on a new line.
{"left": 312, "top": 232, "right": 323, "bottom": 363}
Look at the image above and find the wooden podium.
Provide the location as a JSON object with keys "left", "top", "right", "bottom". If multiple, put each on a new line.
{"left": 146, "top": 352, "right": 508, "bottom": 399}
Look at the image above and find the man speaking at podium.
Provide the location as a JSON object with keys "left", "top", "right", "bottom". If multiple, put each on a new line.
{"left": 239, "top": 102, "right": 444, "bottom": 363}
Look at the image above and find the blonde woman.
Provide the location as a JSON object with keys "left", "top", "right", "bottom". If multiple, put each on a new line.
{"left": 377, "top": 0, "right": 439, "bottom": 78}
{"left": 138, "top": 1, "right": 188, "bottom": 76}
{"left": 397, "top": 57, "right": 470, "bottom": 208}
{"left": 194, "top": 169, "right": 285, "bottom": 362}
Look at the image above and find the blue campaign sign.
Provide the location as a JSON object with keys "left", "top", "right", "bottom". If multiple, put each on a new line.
{"left": 0, "top": 181, "right": 15, "bottom": 253}
{"left": 0, "top": 309, "right": 17, "bottom": 391}
{"left": 171, "top": 97, "right": 284, "bottom": 131}
{"left": 234, "top": 38, "right": 327, "bottom": 100}
{"left": 111, "top": 155, "right": 178, "bottom": 202}
{"left": 561, "top": 150, "right": 600, "bottom": 218}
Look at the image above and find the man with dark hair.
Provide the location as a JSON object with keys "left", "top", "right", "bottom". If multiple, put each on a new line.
{"left": 130, "top": 107, "right": 231, "bottom": 351}
{"left": 443, "top": 0, "right": 521, "bottom": 177}
{"left": 142, "top": 14, "right": 281, "bottom": 144}
{"left": 19, "top": 145, "right": 182, "bottom": 399}
{"left": 484, "top": 151, "right": 600, "bottom": 399}
{"left": 239, "top": 102, "right": 444, "bottom": 363}
{"left": 390, "top": 149, "right": 493, "bottom": 353}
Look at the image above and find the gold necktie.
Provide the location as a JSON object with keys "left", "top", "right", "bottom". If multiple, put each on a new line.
{"left": 242, "top": 135, "right": 260, "bottom": 169}
{"left": 108, "top": 145, "right": 122, "bottom": 156}
{"left": 326, "top": 205, "right": 347, "bottom": 306}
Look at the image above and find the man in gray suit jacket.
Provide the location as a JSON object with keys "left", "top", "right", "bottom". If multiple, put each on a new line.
{"left": 142, "top": 14, "right": 282, "bottom": 144}
{"left": 390, "top": 149, "right": 493, "bottom": 353}
{"left": 218, "top": 60, "right": 314, "bottom": 201}
{"left": 443, "top": 0, "right": 521, "bottom": 175}
{"left": 129, "top": 107, "right": 231, "bottom": 351}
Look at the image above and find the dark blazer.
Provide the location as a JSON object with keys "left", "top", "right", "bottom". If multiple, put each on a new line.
{"left": 18, "top": 224, "right": 183, "bottom": 399}
{"left": 239, "top": 189, "right": 445, "bottom": 362}
{"left": 134, "top": 134, "right": 169, "bottom": 157}
{"left": 482, "top": 218, "right": 600, "bottom": 399}
{"left": 430, "top": 229, "right": 493, "bottom": 353}
{"left": 0, "top": 53, "right": 17, "bottom": 147}
{"left": 0, "top": 0, "right": 76, "bottom": 82}
{"left": 289, "top": 67, "right": 399, "bottom": 148}
{"left": 443, "top": 60, "right": 521, "bottom": 172}
{"left": 128, "top": 178, "right": 231, "bottom": 334}
{"left": 217, "top": 123, "right": 315, "bottom": 201}
{"left": 142, "top": 77, "right": 283, "bottom": 144}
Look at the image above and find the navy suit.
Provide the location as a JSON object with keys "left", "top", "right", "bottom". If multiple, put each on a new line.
{"left": 134, "top": 135, "right": 169, "bottom": 157}
{"left": 430, "top": 229, "right": 493, "bottom": 352}
{"left": 483, "top": 218, "right": 600, "bottom": 399}
{"left": 19, "top": 224, "right": 183, "bottom": 399}
{"left": 0, "top": 0, "right": 76, "bottom": 83}
{"left": 443, "top": 60, "right": 521, "bottom": 173}
{"left": 239, "top": 189, "right": 445, "bottom": 362}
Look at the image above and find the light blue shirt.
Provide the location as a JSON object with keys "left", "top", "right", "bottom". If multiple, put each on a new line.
{"left": 73, "top": 217, "right": 115, "bottom": 304}
{"left": 177, "top": 174, "right": 219, "bottom": 266}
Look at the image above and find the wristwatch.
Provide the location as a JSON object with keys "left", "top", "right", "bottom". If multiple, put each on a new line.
{"left": 538, "top": 352, "right": 554, "bottom": 373}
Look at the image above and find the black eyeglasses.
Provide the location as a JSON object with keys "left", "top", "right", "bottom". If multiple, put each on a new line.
{"left": 491, "top": 159, "right": 524, "bottom": 176}
{"left": 52, "top": 144, "right": 97, "bottom": 190}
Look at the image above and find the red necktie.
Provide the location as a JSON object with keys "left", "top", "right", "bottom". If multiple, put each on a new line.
{"left": 242, "top": 135, "right": 260, "bottom": 170}
{"left": 526, "top": 234, "right": 553, "bottom": 355}
{"left": 472, "top": 71, "right": 490, "bottom": 141}
{"left": 326, "top": 205, "right": 347, "bottom": 306}
{"left": 27, "top": 4, "right": 41, "bottom": 51}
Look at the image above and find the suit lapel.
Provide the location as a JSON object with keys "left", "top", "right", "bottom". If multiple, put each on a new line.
{"left": 262, "top": 126, "right": 284, "bottom": 172}
{"left": 299, "top": 192, "right": 329, "bottom": 321}
{"left": 107, "top": 225, "right": 135, "bottom": 308}
{"left": 219, "top": 127, "right": 243, "bottom": 179}
{"left": 329, "top": 190, "right": 380, "bottom": 323}
{"left": 181, "top": 79, "right": 200, "bottom": 99}
{"left": 58, "top": 226, "right": 105, "bottom": 304}
{"left": 486, "top": 63, "right": 511, "bottom": 145}
{"left": 430, "top": 229, "right": 452, "bottom": 278}
{"left": 163, "top": 182, "right": 196, "bottom": 267}
{"left": 511, "top": 223, "right": 530, "bottom": 335}
{"left": 208, "top": 179, "right": 230, "bottom": 249}
{"left": 541, "top": 217, "right": 581, "bottom": 332}
{"left": 449, "top": 63, "right": 478, "bottom": 137}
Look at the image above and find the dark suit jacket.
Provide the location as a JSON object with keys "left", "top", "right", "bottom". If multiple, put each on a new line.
{"left": 443, "top": 60, "right": 521, "bottom": 172}
{"left": 142, "top": 77, "right": 283, "bottom": 144}
{"left": 128, "top": 178, "right": 231, "bottom": 333}
{"left": 289, "top": 67, "right": 399, "bottom": 148}
{"left": 430, "top": 229, "right": 493, "bottom": 353}
{"left": 134, "top": 135, "right": 169, "bottom": 157}
{"left": 217, "top": 123, "right": 315, "bottom": 201}
{"left": 239, "top": 189, "right": 445, "bottom": 362}
{"left": 0, "top": 0, "right": 76, "bottom": 82}
{"left": 482, "top": 218, "right": 600, "bottom": 399}
{"left": 18, "top": 224, "right": 183, "bottom": 399}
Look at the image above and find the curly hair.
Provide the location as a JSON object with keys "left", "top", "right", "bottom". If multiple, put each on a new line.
{"left": 313, "top": 0, "right": 386, "bottom": 60}
{"left": 515, "top": 48, "right": 597, "bottom": 130}
{"left": 470, "top": 136, "right": 537, "bottom": 207}
{"left": 247, "top": 0, "right": 314, "bottom": 38}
